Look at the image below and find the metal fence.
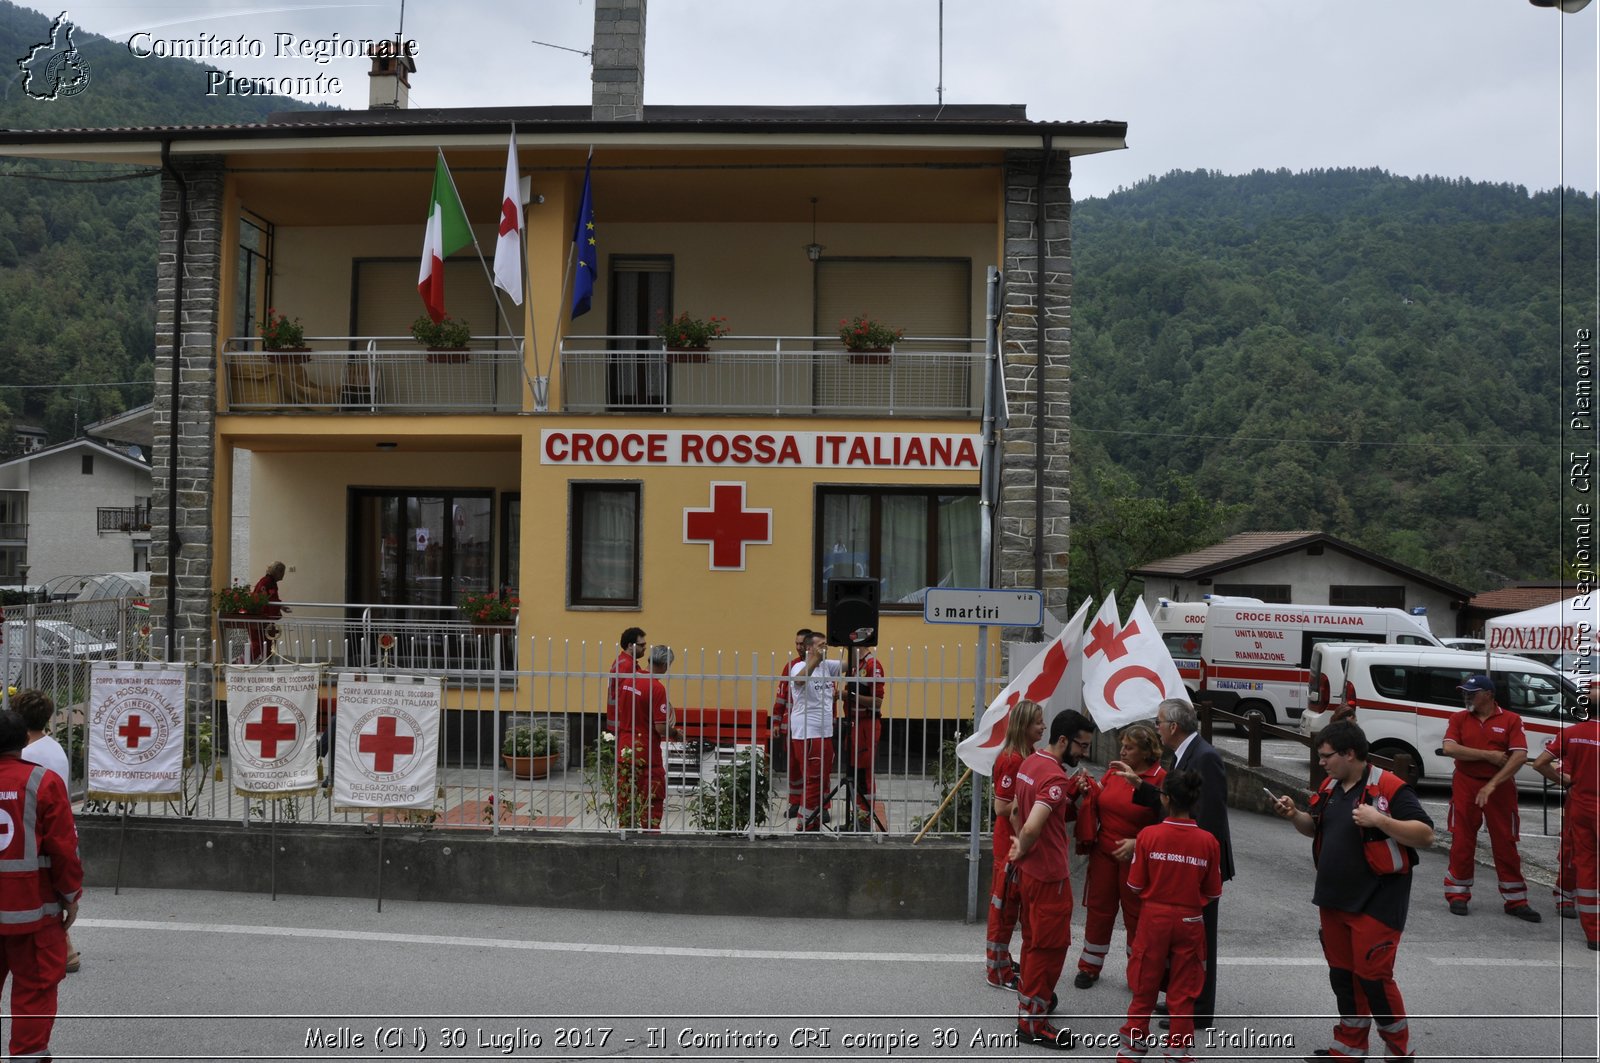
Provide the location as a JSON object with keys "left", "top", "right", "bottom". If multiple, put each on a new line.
{"left": 220, "top": 336, "right": 525, "bottom": 413}
{"left": 10, "top": 608, "right": 1001, "bottom": 839}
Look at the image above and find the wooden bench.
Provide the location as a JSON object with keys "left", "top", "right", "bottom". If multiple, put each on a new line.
{"left": 672, "top": 706, "right": 773, "bottom": 748}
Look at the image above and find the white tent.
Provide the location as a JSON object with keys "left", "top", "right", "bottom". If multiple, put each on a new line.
{"left": 1484, "top": 594, "right": 1598, "bottom": 655}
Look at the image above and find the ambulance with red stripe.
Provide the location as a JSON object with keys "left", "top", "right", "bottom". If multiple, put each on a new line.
{"left": 1198, "top": 604, "right": 1440, "bottom": 727}
{"left": 1153, "top": 599, "right": 1212, "bottom": 696}
{"left": 1340, "top": 646, "right": 1583, "bottom": 784}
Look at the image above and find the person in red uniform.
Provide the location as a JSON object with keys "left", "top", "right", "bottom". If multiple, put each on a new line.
{"left": 774, "top": 629, "right": 810, "bottom": 819}
{"left": 985, "top": 698, "right": 1045, "bottom": 991}
{"left": 614, "top": 645, "right": 681, "bottom": 830}
{"left": 0, "top": 708, "right": 83, "bottom": 1063}
{"left": 1074, "top": 721, "right": 1166, "bottom": 989}
{"left": 1442, "top": 674, "right": 1539, "bottom": 921}
{"left": 843, "top": 645, "right": 886, "bottom": 830}
{"left": 1117, "top": 769, "right": 1221, "bottom": 1063}
{"left": 1272, "top": 720, "right": 1434, "bottom": 1062}
{"left": 1007, "top": 709, "right": 1095, "bottom": 1050}
{"left": 605, "top": 627, "right": 648, "bottom": 733}
{"left": 1530, "top": 714, "right": 1600, "bottom": 949}
{"left": 247, "top": 560, "right": 287, "bottom": 662}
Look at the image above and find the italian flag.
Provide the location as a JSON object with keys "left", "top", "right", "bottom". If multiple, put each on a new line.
{"left": 417, "top": 152, "right": 473, "bottom": 324}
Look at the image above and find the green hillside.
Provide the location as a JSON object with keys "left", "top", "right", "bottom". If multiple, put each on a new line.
{"left": 0, "top": 1, "right": 316, "bottom": 442}
{"left": 1070, "top": 167, "right": 1596, "bottom": 595}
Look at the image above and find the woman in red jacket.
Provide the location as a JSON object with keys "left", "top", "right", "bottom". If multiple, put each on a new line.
{"left": 1074, "top": 722, "right": 1165, "bottom": 988}
{"left": 984, "top": 698, "right": 1045, "bottom": 990}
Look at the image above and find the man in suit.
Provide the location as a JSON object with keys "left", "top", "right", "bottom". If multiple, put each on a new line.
{"left": 1155, "top": 697, "right": 1234, "bottom": 1030}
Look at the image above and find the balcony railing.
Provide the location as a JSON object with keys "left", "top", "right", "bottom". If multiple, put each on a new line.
{"left": 97, "top": 506, "right": 151, "bottom": 534}
{"left": 559, "top": 335, "right": 983, "bottom": 417}
{"left": 217, "top": 600, "right": 518, "bottom": 677}
{"left": 0, "top": 522, "right": 25, "bottom": 542}
{"left": 221, "top": 336, "right": 526, "bottom": 414}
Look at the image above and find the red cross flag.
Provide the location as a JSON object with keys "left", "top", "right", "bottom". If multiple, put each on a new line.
{"left": 227, "top": 666, "right": 322, "bottom": 797}
{"left": 86, "top": 664, "right": 187, "bottom": 801}
{"left": 1080, "top": 596, "right": 1189, "bottom": 732}
{"left": 332, "top": 674, "right": 442, "bottom": 811}
{"left": 955, "top": 597, "right": 1092, "bottom": 776}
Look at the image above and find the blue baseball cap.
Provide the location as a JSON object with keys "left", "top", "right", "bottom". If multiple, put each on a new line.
{"left": 1457, "top": 674, "right": 1494, "bottom": 694}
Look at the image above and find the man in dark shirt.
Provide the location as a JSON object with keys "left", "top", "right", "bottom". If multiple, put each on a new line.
{"left": 1273, "top": 720, "right": 1435, "bottom": 1062}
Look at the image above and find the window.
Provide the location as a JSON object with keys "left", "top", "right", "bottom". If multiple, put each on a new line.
{"left": 81, "top": 455, "right": 93, "bottom": 475}
{"left": 1213, "top": 583, "right": 1290, "bottom": 600}
{"left": 348, "top": 489, "right": 495, "bottom": 613}
{"left": 1330, "top": 585, "right": 1406, "bottom": 609}
{"left": 814, "top": 486, "right": 980, "bottom": 610}
{"left": 235, "top": 210, "right": 273, "bottom": 338}
{"left": 570, "top": 483, "right": 640, "bottom": 607}
{"left": 606, "top": 256, "right": 672, "bottom": 410}
{"left": 1369, "top": 665, "right": 1412, "bottom": 700}
{"left": 1414, "top": 666, "right": 1476, "bottom": 708}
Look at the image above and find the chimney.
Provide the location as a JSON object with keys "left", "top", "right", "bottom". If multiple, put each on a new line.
{"left": 367, "top": 39, "right": 416, "bottom": 110}
{"left": 592, "top": 0, "right": 646, "bottom": 120}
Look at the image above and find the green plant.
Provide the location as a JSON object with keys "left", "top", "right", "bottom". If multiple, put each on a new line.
{"left": 503, "top": 722, "right": 561, "bottom": 758}
{"left": 258, "top": 308, "right": 305, "bottom": 350}
{"left": 459, "top": 590, "right": 519, "bottom": 625}
{"left": 686, "top": 747, "right": 772, "bottom": 832}
{"left": 655, "top": 311, "right": 730, "bottom": 349}
{"left": 913, "top": 736, "right": 984, "bottom": 833}
{"left": 215, "top": 583, "right": 269, "bottom": 615}
{"left": 410, "top": 314, "right": 472, "bottom": 348}
{"left": 838, "top": 314, "right": 904, "bottom": 352}
{"left": 582, "top": 732, "right": 656, "bottom": 829}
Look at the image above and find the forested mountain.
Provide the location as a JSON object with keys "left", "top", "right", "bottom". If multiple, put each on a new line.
{"left": 1070, "top": 168, "right": 1596, "bottom": 596}
{"left": 0, "top": 3, "right": 1587, "bottom": 592}
{"left": 0, "top": 1, "right": 312, "bottom": 443}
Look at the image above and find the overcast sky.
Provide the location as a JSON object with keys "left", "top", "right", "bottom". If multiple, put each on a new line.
{"left": 9, "top": 0, "right": 1598, "bottom": 199}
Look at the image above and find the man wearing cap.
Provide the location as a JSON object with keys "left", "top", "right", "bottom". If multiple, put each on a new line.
{"left": 1441, "top": 674, "right": 1540, "bottom": 921}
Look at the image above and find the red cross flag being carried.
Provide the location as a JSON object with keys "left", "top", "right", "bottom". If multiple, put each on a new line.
{"left": 332, "top": 674, "right": 442, "bottom": 812}
{"left": 86, "top": 664, "right": 186, "bottom": 801}
{"left": 956, "top": 598, "right": 1092, "bottom": 776}
{"left": 1080, "top": 595, "right": 1189, "bottom": 731}
{"left": 226, "top": 665, "right": 322, "bottom": 797}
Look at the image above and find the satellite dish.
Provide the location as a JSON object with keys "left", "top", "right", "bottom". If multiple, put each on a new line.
{"left": 127, "top": 445, "right": 144, "bottom": 461}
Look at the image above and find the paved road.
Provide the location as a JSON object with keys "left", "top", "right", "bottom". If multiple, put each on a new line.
{"left": 47, "top": 799, "right": 1599, "bottom": 1063}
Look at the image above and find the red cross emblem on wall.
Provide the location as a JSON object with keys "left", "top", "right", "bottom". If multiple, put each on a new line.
{"left": 683, "top": 481, "right": 772, "bottom": 571}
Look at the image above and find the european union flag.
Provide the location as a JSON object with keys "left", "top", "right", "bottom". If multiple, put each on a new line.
{"left": 570, "top": 154, "right": 596, "bottom": 320}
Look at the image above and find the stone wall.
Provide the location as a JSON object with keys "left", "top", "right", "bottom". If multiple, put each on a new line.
{"left": 999, "top": 148, "right": 1073, "bottom": 628}
{"left": 592, "top": 0, "right": 647, "bottom": 120}
{"left": 151, "top": 156, "right": 224, "bottom": 653}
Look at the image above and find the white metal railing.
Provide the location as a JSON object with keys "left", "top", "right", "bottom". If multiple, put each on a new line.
{"left": 33, "top": 626, "right": 998, "bottom": 839}
{"left": 558, "top": 334, "right": 984, "bottom": 417}
{"left": 220, "top": 335, "right": 526, "bottom": 413}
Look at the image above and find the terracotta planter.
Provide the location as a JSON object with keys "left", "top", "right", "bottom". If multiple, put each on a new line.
{"left": 847, "top": 348, "right": 892, "bottom": 365}
{"left": 502, "top": 753, "right": 558, "bottom": 779}
{"left": 470, "top": 623, "right": 514, "bottom": 638}
{"left": 426, "top": 347, "right": 471, "bottom": 364}
{"left": 667, "top": 346, "right": 710, "bottom": 364}
{"left": 265, "top": 348, "right": 312, "bottom": 365}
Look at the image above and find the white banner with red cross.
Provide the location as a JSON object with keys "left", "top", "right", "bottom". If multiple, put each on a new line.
{"left": 332, "top": 674, "right": 442, "bottom": 812}
{"left": 86, "top": 664, "right": 186, "bottom": 801}
{"left": 1080, "top": 596, "right": 1190, "bottom": 732}
{"left": 227, "top": 665, "right": 322, "bottom": 798}
{"left": 955, "top": 597, "right": 1093, "bottom": 776}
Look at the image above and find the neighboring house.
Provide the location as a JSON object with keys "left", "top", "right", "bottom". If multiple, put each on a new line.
{"left": 1131, "top": 530, "right": 1473, "bottom": 635}
{"left": 0, "top": 437, "right": 152, "bottom": 587}
{"left": 1458, "top": 581, "right": 1579, "bottom": 638}
{"left": 0, "top": 4, "right": 1126, "bottom": 724}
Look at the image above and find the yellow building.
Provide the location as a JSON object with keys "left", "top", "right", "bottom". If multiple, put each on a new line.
{"left": 0, "top": 19, "right": 1126, "bottom": 747}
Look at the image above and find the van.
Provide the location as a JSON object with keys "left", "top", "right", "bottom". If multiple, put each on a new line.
{"left": 1153, "top": 600, "right": 1212, "bottom": 696}
{"left": 1341, "top": 646, "right": 1584, "bottom": 785}
{"left": 1199, "top": 604, "right": 1440, "bottom": 727}
{"left": 1301, "top": 641, "right": 1462, "bottom": 738}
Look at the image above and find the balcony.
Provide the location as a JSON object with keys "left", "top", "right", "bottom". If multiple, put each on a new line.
{"left": 221, "top": 336, "right": 525, "bottom": 414}
{"left": 558, "top": 335, "right": 983, "bottom": 417}
{"left": 218, "top": 335, "right": 985, "bottom": 418}
{"left": 96, "top": 506, "right": 151, "bottom": 534}
{"left": 0, "top": 522, "right": 25, "bottom": 543}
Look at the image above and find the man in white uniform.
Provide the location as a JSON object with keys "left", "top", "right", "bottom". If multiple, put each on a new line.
{"left": 788, "top": 632, "right": 842, "bottom": 831}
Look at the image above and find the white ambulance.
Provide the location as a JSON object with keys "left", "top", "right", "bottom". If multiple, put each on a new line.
{"left": 1198, "top": 603, "right": 1441, "bottom": 727}
{"left": 1153, "top": 597, "right": 1265, "bottom": 696}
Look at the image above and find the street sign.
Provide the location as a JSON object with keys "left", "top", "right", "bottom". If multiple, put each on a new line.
{"left": 923, "top": 588, "right": 1044, "bottom": 627}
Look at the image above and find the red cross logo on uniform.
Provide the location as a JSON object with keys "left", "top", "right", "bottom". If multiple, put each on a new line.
{"left": 118, "top": 714, "right": 153, "bottom": 750}
{"left": 358, "top": 716, "right": 415, "bottom": 773}
{"left": 245, "top": 706, "right": 298, "bottom": 759}
{"left": 683, "top": 481, "right": 772, "bottom": 571}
